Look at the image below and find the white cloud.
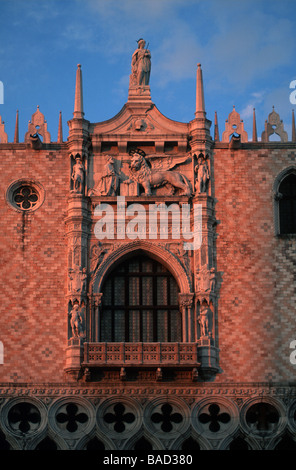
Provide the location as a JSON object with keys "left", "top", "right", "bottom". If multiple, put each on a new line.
{"left": 240, "top": 91, "right": 265, "bottom": 120}
{"left": 205, "top": 7, "right": 295, "bottom": 90}
{"left": 241, "top": 104, "right": 254, "bottom": 120}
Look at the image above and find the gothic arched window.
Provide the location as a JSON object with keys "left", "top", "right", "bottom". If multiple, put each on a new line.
{"left": 100, "top": 254, "right": 181, "bottom": 342}
{"left": 278, "top": 173, "right": 296, "bottom": 234}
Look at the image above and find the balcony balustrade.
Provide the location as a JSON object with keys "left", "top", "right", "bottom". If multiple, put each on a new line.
{"left": 83, "top": 342, "right": 201, "bottom": 368}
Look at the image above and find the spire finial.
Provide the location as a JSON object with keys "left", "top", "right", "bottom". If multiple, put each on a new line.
{"left": 195, "top": 63, "right": 206, "bottom": 118}
{"left": 214, "top": 111, "right": 219, "bottom": 142}
{"left": 252, "top": 108, "right": 258, "bottom": 142}
{"left": 73, "top": 63, "right": 84, "bottom": 118}
{"left": 58, "top": 110, "right": 63, "bottom": 143}
{"left": 14, "top": 109, "right": 19, "bottom": 143}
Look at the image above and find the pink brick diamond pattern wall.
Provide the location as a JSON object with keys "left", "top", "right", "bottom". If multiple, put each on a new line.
{"left": 214, "top": 147, "right": 296, "bottom": 382}
{"left": 1, "top": 146, "right": 68, "bottom": 382}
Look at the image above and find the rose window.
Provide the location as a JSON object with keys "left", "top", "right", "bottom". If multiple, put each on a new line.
{"left": 151, "top": 403, "right": 183, "bottom": 432}
{"left": 55, "top": 403, "right": 88, "bottom": 433}
{"left": 246, "top": 402, "right": 279, "bottom": 433}
{"left": 8, "top": 402, "right": 41, "bottom": 434}
{"left": 198, "top": 403, "right": 230, "bottom": 432}
{"left": 103, "top": 403, "right": 135, "bottom": 433}
{"left": 13, "top": 185, "right": 39, "bottom": 210}
{"left": 7, "top": 180, "right": 44, "bottom": 212}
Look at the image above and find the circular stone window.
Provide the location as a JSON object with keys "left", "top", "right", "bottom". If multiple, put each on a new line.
{"left": 6, "top": 180, "right": 45, "bottom": 212}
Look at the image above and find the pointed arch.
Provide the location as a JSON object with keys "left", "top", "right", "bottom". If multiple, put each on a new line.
{"left": 91, "top": 240, "right": 192, "bottom": 294}
{"left": 273, "top": 166, "right": 296, "bottom": 235}
{"left": 125, "top": 428, "right": 165, "bottom": 450}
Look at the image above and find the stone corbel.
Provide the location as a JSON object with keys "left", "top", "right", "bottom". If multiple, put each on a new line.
{"left": 118, "top": 141, "right": 127, "bottom": 154}
{"left": 156, "top": 367, "right": 163, "bottom": 381}
{"left": 155, "top": 141, "right": 164, "bottom": 153}
{"left": 120, "top": 367, "right": 126, "bottom": 381}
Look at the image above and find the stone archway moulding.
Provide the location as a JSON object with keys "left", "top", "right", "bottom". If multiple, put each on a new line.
{"left": 91, "top": 240, "right": 192, "bottom": 294}
{"left": 273, "top": 165, "right": 296, "bottom": 235}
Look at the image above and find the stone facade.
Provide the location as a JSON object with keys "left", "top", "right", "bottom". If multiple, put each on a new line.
{"left": 0, "top": 41, "right": 296, "bottom": 451}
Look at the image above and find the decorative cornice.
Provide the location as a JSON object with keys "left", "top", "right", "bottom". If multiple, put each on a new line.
{"left": 1, "top": 384, "right": 296, "bottom": 399}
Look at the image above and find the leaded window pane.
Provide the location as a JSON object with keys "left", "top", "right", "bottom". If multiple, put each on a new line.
{"left": 114, "top": 310, "right": 125, "bottom": 342}
{"left": 100, "top": 255, "right": 181, "bottom": 342}
{"left": 129, "top": 277, "right": 139, "bottom": 305}
{"left": 142, "top": 310, "right": 154, "bottom": 342}
{"left": 279, "top": 173, "right": 296, "bottom": 234}
{"left": 142, "top": 277, "right": 153, "bottom": 305}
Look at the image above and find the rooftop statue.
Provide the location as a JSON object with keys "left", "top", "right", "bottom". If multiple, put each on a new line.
{"left": 131, "top": 38, "right": 151, "bottom": 86}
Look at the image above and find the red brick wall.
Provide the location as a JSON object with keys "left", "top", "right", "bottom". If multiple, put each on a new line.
{"left": 0, "top": 145, "right": 69, "bottom": 382}
{"left": 1, "top": 142, "right": 296, "bottom": 385}
{"left": 214, "top": 145, "right": 296, "bottom": 382}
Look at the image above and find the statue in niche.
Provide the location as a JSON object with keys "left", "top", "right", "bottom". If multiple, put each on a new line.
{"left": 68, "top": 266, "right": 87, "bottom": 294}
{"left": 90, "top": 156, "right": 120, "bottom": 196}
{"left": 209, "top": 268, "right": 216, "bottom": 292}
{"left": 196, "top": 267, "right": 216, "bottom": 293}
{"left": 71, "top": 154, "right": 85, "bottom": 193}
{"left": 69, "top": 303, "right": 84, "bottom": 338}
{"left": 194, "top": 153, "right": 210, "bottom": 193}
{"left": 198, "top": 304, "right": 212, "bottom": 338}
{"left": 124, "top": 148, "right": 192, "bottom": 196}
{"left": 131, "top": 38, "right": 151, "bottom": 86}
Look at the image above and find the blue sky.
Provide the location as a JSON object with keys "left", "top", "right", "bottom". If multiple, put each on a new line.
{"left": 0, "top": 0, "right": 295, "bottom": 142}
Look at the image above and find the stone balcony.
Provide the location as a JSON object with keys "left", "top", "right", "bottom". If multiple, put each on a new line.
{"left": 83, "top": 342, "right": 201, "bottom": 368}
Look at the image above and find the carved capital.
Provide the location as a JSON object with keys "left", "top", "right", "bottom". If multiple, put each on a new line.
{"left": 92, "top": 293, "right": 103, "bottom": 308}
{"left": 178, "top": 293, "right": 194, "bottom": 309}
